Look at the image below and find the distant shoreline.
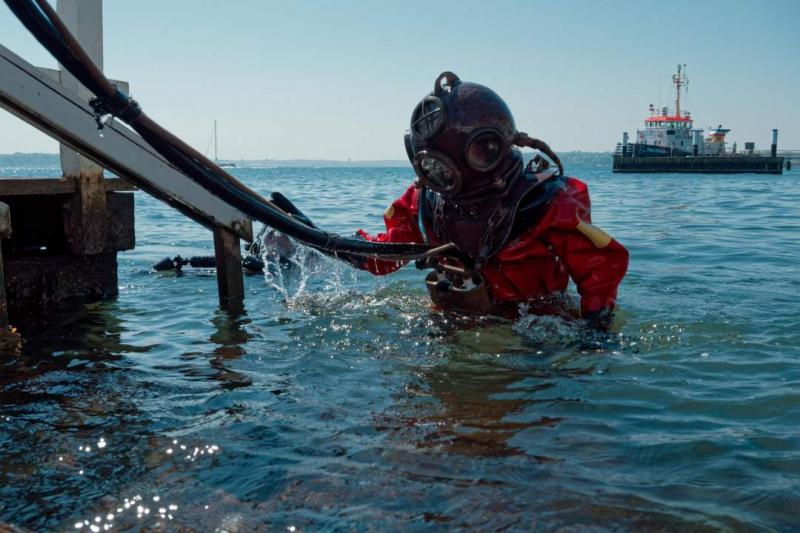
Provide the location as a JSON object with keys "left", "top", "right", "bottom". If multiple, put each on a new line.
{"left": 0, "top": 151, "right": 613, "bottom": 169}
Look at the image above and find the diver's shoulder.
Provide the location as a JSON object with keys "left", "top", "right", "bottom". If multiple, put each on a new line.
{"left": 562, "top": 175, "right": 589, "bottom": 194}
{"left": 550, "top": 175, "right": 590, "bottom": 203}
{"left": 388, "top": 182, "right": 422, "bottom": 216}
{"left": 394, "top": 182, "right": 419, "bottom": 204}
{"left": 541, "top": 175, "right": 591, "bottom": 226}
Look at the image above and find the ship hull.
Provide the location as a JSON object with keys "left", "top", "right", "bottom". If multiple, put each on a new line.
{"left": 623, "top": 143, "right": 691, "bottom": 157}
{"left": 613, "top": 155, "right": 785, "bottom": 174}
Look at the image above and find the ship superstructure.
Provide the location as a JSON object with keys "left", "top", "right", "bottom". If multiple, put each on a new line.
{"left": 633, "top": 65, "right": 693, "bottom": 156}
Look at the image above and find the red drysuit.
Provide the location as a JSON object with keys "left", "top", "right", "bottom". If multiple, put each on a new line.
{"left": 356, "top": 177, "right": 629, "bottom": 317}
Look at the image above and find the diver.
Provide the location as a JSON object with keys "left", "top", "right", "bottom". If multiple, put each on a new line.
{"left": 350, "top": 72, "right": 629, "bottom": 326}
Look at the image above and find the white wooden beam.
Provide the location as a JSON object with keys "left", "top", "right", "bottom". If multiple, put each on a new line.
{"left": 57, "top": 0, "right": 104, "bottom": 179}
{"left": 0, "top": 43, "right": 252, "bottom": 241}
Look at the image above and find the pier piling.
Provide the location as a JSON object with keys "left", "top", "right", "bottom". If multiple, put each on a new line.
{"left": 0, "top": 202, "right": 10, "bottom": 327}
{"left": 213, "top": 227, "right": 245, "bottom": 310}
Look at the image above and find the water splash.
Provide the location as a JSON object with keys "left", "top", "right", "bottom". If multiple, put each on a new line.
{"left": 258, "top": 230, "right": 361, "bottom": 308}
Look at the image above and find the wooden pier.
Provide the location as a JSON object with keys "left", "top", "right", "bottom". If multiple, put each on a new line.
{"left": 0, "top": 0, "right": 253, "bottom": 335}
{"left": 0, "top": 177, "right": 134, "bottom": 317}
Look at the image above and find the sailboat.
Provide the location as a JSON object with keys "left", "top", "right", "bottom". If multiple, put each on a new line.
{"left": 212, "top": 119, "right": 236, "bottom": 168}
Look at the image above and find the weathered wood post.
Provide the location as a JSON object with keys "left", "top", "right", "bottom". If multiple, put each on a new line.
{"left": 58, "top": 0, "right": 108, "bottom": 255}
{"left": 0, "top": 202, "right": 10, "bottom": 327}
{"left": 0, "top": 201, "right": 21, "bottom": 353}
{"left": 213, "top": 226, "right": 245, "bottom": 310}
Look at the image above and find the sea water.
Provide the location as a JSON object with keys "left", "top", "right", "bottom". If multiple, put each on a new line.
{"left": 1, "top": 160, "right": 799, "bottom": 530}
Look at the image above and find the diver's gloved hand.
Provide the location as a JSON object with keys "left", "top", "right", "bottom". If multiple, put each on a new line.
{"left": 270, "top": 192, "right": 316, "bottom": 228}
{"left": 583, "top": 308, "right": 614, "bottom": 330}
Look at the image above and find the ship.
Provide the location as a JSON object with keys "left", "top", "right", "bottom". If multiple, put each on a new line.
{"left": 612, "top": 65, "right": 785, "bottom": 174}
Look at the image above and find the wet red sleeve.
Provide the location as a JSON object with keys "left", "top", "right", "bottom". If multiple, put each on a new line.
{"left": 545, "top": 230, "right": 629, "bottom": 315}
{"left": 355, "top": 184, "right": 424, "bottom": 275}
{"left": 540, "top": 178, "right": 629, "bottom": 315}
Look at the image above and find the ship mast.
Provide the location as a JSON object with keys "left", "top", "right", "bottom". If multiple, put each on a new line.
{"left": 672, "top": 64, "right": 688, "bottom": 117}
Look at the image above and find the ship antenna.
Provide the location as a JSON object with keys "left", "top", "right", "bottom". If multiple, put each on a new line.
{"left": 672, "top": 64, "right": 688, "bottom": 117}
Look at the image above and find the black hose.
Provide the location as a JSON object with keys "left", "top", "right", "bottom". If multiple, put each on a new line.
{"left": 4, "top": 0, "right": 435, "bottom": 261}
{"left": 135, "top": 127, "right": 426, "bottom": 259}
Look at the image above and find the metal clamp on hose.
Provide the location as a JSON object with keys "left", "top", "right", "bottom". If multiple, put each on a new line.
{"left": 89, "top": 88, "right": 142, "bottom": 130}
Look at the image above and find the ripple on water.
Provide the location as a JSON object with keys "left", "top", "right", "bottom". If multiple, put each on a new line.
{"left": 2, "top": 166, "right": 800, "bottom": 530}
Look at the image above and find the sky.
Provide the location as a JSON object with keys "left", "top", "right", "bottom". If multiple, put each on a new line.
{"left": 1, "top": 0, "right": 799, "bottom": 160}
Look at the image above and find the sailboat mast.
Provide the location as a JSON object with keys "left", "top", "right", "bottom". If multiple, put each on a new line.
{"left": 214, "top": 119, "right": 218, "bottom": 162}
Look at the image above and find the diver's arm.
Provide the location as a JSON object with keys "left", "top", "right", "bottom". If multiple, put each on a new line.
{"left": 537, "top": 178, "right": 629, "bottom": 321}
{"left": 355, "top": 185, "right": 424, "bottom": 275}
{"left": 545, "top": 226, "right": 629, "bottom": 319}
